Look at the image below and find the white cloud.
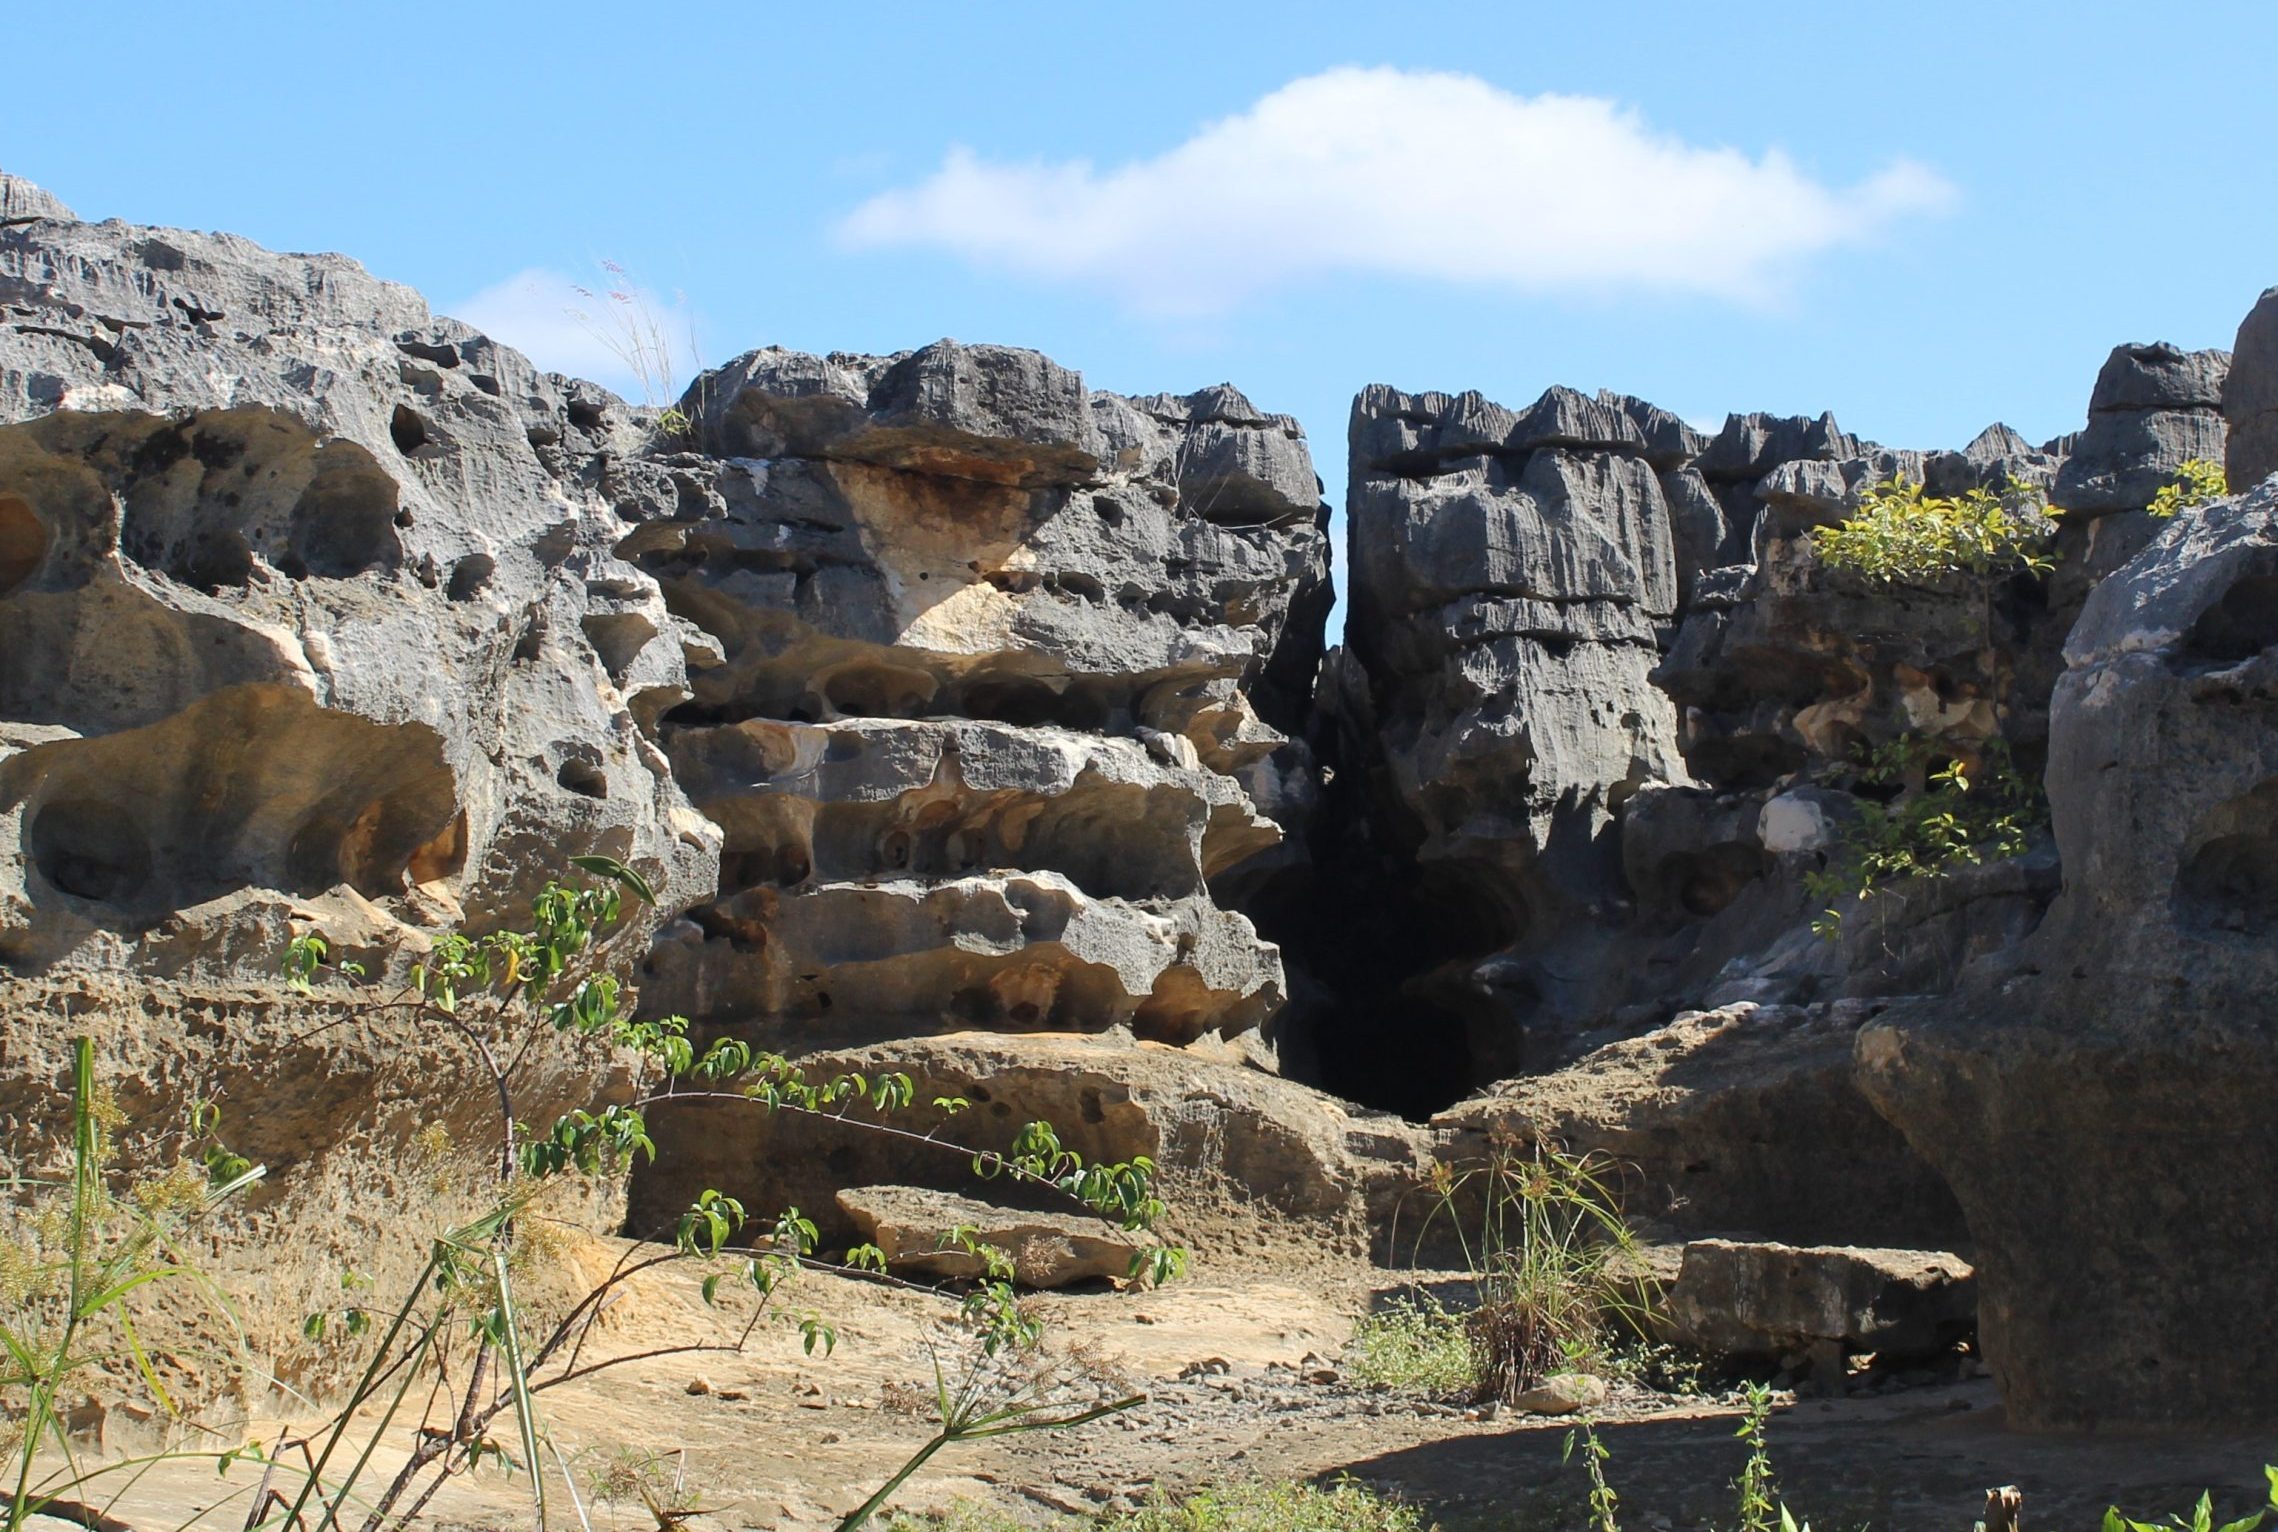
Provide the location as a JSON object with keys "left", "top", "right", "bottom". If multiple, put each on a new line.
{"left": 447, "top": 267, "right": 700, "bottom": 403}
{"left": 837, "top": 67, "right": 1957, "bottom": 314}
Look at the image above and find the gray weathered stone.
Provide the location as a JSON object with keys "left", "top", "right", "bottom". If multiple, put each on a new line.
{"left": 1859, "top": 476, "right": 2278, "bottom": 1426}
{"left": 2224, "top": 287, "right": 2278, "bottom": 493}
{"left": 1665, "top": 1240, "right": 1975, "bottom": 1361}
{"left": 0, "top": 176, "right": 719, "bottom": 975}
{"left": 2054, "top": 343, "right": 2229, "bottom": 515}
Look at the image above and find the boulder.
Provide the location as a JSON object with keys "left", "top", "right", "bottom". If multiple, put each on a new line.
{"left": 1436, "top": 1004, "right": 1966, "bottom": 1252}
{"left": 0, "top": 174, "right": 716, "bottom": 977}
{"left": 1510, "top": 1373, "right": 1609, "bottom": 1414}
{"left": 630, "top": 1029, "right": 1430, "bottom": 1253}
{"left": 835, "top": 1184, "right": 1146, "bottom": 1288}
{"left": 2053, "top": 342, "right": 2229, "bottom": 515}
{"left": 1663, "top": 1240, "right": 1975, "bottom": 1362}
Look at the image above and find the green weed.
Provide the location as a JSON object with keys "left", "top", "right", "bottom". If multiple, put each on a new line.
{"left": 1344, "top": 1292, "right": 1474, "bottom": 1395}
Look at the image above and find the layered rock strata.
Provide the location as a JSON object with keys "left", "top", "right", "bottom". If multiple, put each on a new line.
{"left": 621, "top": 343, "right": 1328, "bottom": 1050}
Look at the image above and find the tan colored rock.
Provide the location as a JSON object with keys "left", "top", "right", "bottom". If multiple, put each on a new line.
{"left": 632, "top": 1030, "right": 1430, "bottom": 1254}
{"left": 1510, "top": 1373, "right": 1607, "bottom": 1415}
{"left": 1437, "top": 1003, "right": 1966, "bottom": 1252}
{"left": 836, "top": 1184, "right": 1144, "bottom": 1288}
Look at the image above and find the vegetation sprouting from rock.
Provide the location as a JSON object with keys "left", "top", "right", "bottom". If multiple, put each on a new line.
{"left": 1805, "top": 736, "right": 2046, "bottom": 939}
{"left": 2148, "top": 457, "right": 2230, "bottom": 519}
{"left": 1812, "top": 477, "right": 2057, "bottom": 586}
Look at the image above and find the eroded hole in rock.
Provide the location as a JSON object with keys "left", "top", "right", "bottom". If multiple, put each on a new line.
{"left": 288, "top": 444, "right": 404, "bottom": 578}
{"left": 1309, "top": 998, "right": 1475, "bottom": 1124}
{"left": 582, "top": 611, "right": 659, "bottom": 676}
{"left": 557, "top": 758, "right": 610, "bottom": 799}
{"left": 2175, "top": 780, "right": 2278, "bottom": 936}
{"left": 1659, "top": 844, "right": 1773, "bottom": 918}
{"left": 820, "top": 662, "right": 938, "bottom": 720}
{"left": 406, "top": 810, "right": 469, "bottom": 886}
{"left": 0, "top": 492, "right": 50, "bottom": 595}
{"left": 2183, "top": 573, "right": 2278, "bottom": 665}
{"left": 1268, "top": 856, "right": 1525, "bottom": 1120}
{"left": 388, "top": 405, "right": 431, "bottom": 457}
{"left": 29, "top": 799, "right": 151, "bottom": 902}
{"left": 446, "top": 553, "right": 495, "bottom": 601}
{"left": 1686, "top": 734, "right": 1807, "bottom": 792}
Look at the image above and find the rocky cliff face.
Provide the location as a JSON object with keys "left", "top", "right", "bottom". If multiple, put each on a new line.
{"left": 624, "top": 344, "right": 1327, "bottom": 1053}
{"left": 1861, "top": 475, "right": 2278, "bottom": 1426}
{"left": 7, "top": 164, "right": 2278, "bottom": 1432}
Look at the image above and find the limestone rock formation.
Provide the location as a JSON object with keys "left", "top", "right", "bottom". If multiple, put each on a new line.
{"left": 1307, "top": 379, "right": 2077, "bottom": 1111}
{"left": 0, "top": 171, "right": 717, "bottom": 977}
{"left": 621, "top": 341, "right": 1327, "bottom": 1052}
{"left": 1319, "top": 384, "right": 1689, "bottom": 1089}
{"left": 2226, "top": 287, "right": 2278, "bottom": 493}
{"left": 14, "top": 162, "right": 2278, "bottom": 1442}
{"left": 1859, "top": 474, "right": 2278, "bottom": 1427}
{"left": 2052, "top": 343, "right": 2229, "bottom": 514}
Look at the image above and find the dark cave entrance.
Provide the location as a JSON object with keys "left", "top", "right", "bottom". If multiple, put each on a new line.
{"left": 1240, "top": 839, "right": 1528, "bottom": 1123}
{"left": 1302, "top": 995, "right": 1477, "bottom": 1123}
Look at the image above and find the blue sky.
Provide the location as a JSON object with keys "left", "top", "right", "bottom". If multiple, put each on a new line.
{"left": 10, "top": 2, "right": 2274, "bottom": 579}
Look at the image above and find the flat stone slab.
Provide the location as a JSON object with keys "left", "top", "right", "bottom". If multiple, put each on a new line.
{"left": 835, "top": 1184, "right": 1144, "bottom": 1289}
{"left": 1666, "top": 1239, "right": 1976, "bottom": 1361}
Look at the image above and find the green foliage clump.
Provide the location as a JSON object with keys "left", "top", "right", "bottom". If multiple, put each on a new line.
{"left": 2148, "top": 457, "right": 2229, "bottom": 519}
{"left": 1344, "top": 1291, "right": 1473, "bottom": 1395}
{"left": 1806, "top": 736, "right": 2046, "bottom": 940}
{"left": 2104, "top": 1467, "right": 2278, "bottom": 1532}
{"left": 1812, "top": 476, "right": 2057, "bottom": 585}
{"left": 1420, "top": 1143, "right": 1658, "bottom": 1403}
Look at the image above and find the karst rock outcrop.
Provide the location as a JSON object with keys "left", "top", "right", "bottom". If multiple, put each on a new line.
{"left": 1859, "top": 473, "right": 2278, "bottom": 1426}
{"left": 624, "top": 342, "right": 1328, "bottom": 1053}
{"left": 6, "top": 164, "right": 2278, "bottom": 1433}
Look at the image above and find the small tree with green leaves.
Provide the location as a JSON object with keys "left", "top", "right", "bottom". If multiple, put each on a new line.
{"left": 1804, "top": 735, "right": 2045, "bottom": 939}
{"left": 1813, "top": 476, "right": 2057, "bottom": 587}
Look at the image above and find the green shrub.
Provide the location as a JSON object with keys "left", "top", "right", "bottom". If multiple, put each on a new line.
{"left": 1812, "top": 476, "right": 2056, "bottom": 585}
{"left": 2148, "top": 457, "right": 2228, "bottom": 519}
{"left": 1344, "top": 1292, "right": 1474, "bottom": 1395}
{"left": 1420, "top": 1144, "right": 1658, "bottom": 1403}
{"left": 1806, "top": 735, "right": 2045, "bottom": 940}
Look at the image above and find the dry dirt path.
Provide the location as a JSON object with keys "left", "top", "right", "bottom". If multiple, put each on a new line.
{"left": 35, "top": 1247, "right": 2272, "bottom": 1532}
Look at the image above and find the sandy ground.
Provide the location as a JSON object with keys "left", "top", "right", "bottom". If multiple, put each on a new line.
{"left": 28, "top": 1241, "right": 2274, "bottom": 1532}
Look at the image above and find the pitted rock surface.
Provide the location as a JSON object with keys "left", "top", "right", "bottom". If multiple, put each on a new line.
{"left": 0, "top": 181, "right": 718, "bottom": 974}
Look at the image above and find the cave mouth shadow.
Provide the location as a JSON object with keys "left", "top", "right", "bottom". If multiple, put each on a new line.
{"left": 1250, "top": 855, "right": 1526, "bottom": 1122}
{"left": 1303, "top": 999, "right": 1476, "bottom": 1122}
